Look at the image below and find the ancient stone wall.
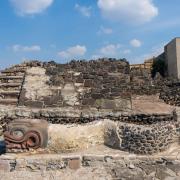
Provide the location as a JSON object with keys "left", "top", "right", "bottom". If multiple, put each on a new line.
{"left": 117, "top": 121, "right": 178, "bottom": 154}
{"left": 0, "top": 106, "right": 179, "bottom": 154}
{"left": 0, "top": 106, "right": 175, "bottom": 125}
{"left": 130, "top": 67, "right": 162, "bottom": 95}
{"left": 2, "top": 59, "right": 179, "bottom": 108}
{"left": 104, "top": 112, "right": 179, "bottom": 155}
{"left": 18, "top": 59, "right": 131, "bottom": 111}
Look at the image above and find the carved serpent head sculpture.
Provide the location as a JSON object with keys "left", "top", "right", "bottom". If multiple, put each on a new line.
{"left": 4, "top": 119, "right": 48, "bottom": 153}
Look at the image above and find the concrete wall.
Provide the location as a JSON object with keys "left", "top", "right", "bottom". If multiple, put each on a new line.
{"left": 176, "top": 38, "right": 180, "bottom": 78}
{"left": 165, "top": 38, "right": 178, "bottom": 78}
{"left": 165, "top": 38, "right": 180, "bottom": 79}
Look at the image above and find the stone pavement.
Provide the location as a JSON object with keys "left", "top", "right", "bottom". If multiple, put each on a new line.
{"left": 0, "top": 145, "right": 180, "bottom": 180}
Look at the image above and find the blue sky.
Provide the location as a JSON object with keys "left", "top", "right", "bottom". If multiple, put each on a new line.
{"left": 0, "top": 0, "right": 180, "bottom": 69}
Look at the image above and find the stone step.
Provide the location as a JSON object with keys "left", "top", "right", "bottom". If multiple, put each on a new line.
{"left": 0, "top": 95, "right": 19, "bottom": 99}
{"left": 0, "top": 99, "right": 18, "bottom": 105}
{"left": 1, "top": 68, "right": 26, "bottom": 73}
{"left": 0, "top": 75, "right": 24, "bottom": 80}
{"left": 0, "top": 83, "right": 22, "bottom": 88}
{"left": 0, "top": 91, "right": 19, "bottom": 98}
{"left": 0, "top": 72, "right": 25, "bottom": 76}
{"left": 0, "top": 87, "right": 21, "bottom": 91}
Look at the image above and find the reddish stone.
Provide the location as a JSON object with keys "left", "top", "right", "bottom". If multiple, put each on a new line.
{"left": 0, "top": 160, "right": 11, "bottom": 172}
{"left": 68, "top": 158, "right": 81, "bottom": 170}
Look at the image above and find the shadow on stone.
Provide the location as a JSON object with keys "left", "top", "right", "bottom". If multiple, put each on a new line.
{"left": 0, "top": 141, "right": 6, "bottom": 154}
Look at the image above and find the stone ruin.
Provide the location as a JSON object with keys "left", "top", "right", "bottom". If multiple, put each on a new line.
{"left": 0, "top": 58, "right": 180, "bottom": 179}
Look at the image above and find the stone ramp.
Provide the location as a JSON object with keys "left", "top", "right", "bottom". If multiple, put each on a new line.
{"left": 0, "top": 65, "right": 27, "bottom": 106}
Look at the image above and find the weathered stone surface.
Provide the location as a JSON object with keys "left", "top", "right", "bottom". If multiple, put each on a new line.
{"left": 0, "top": 160, "right": 11, "bottom": 172}
{"left": 68, "top": 158, "right": 81, "bottom": 170}
{"left": 104, "top": 120, "right": 120, "bottom": 148}
{"left": 23, "top": 67, "right": 53, "bottom": 101}
{"left": 47, "top": 122, "right": 104, "bottom": 152}
{"left": 0, "top": 153, "right": 180, "bottom": 179}
{"left": 61, "top": 83, "right": 78, "bottom": 106}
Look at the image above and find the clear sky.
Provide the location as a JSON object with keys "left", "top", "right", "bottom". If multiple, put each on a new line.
{"left": 0, "top": 0, "right": 180, "bottom": 69}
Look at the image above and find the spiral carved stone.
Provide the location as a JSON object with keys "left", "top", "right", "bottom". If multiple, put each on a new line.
{"left": 4, "top": 119, "right": 48, "bottom": 153}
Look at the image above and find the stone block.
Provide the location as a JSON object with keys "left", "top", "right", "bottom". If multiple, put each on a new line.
{"left": 24, "top": 101, "right": 44, "bottom": 108}
{"left": 104, "top": 120, "right": 120, "bottom": 148}
{"left": 43, "top": 94, "right": 62, "bottom": 106}
{"left": 0, "top": 160, "right": 11, "bottom": 172}
{"left": 76, "top": 77, "right": 84, "bottom": 83}
{"left": 82, "top": 98, "right": 95, "bottom": 106}
{"left": 91, "top": 93, "right": 103, "bottom": 99}
{"left": 84, "top": 79, "right": 94, "bottom": 87}
{"left": 68, "top": 158, "right": 81, "bottom": 170}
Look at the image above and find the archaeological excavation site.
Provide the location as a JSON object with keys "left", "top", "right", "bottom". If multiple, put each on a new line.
{"left": 0, "top": 55, "right": 180, "bottom": 179}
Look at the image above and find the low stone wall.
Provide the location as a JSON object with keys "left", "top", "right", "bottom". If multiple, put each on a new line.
{"left": 104, "top": 112, "right": 179, "bottom": 155}
{"left": 0, "top": 153, "right": 180, "bottom": 179}
{"left": 0, "top": 106, "right": 179, "bottom": 154}
{"left": 0, "top": 106, "right": 175, "bottom": 126}
{"left": 117, "top": 122, "right": 178, "bottom": 154}
{"left": 115, "top": 113, "right": 175, "bottom": 125}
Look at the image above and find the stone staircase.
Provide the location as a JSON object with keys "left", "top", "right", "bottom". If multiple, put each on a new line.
{"left": 0, "top": 66, "right": 27, "bottom": 106}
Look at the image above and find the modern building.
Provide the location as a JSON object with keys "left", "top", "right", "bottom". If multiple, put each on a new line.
{"left": 165, "top": 38, "right": 180, "bottom": 79}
